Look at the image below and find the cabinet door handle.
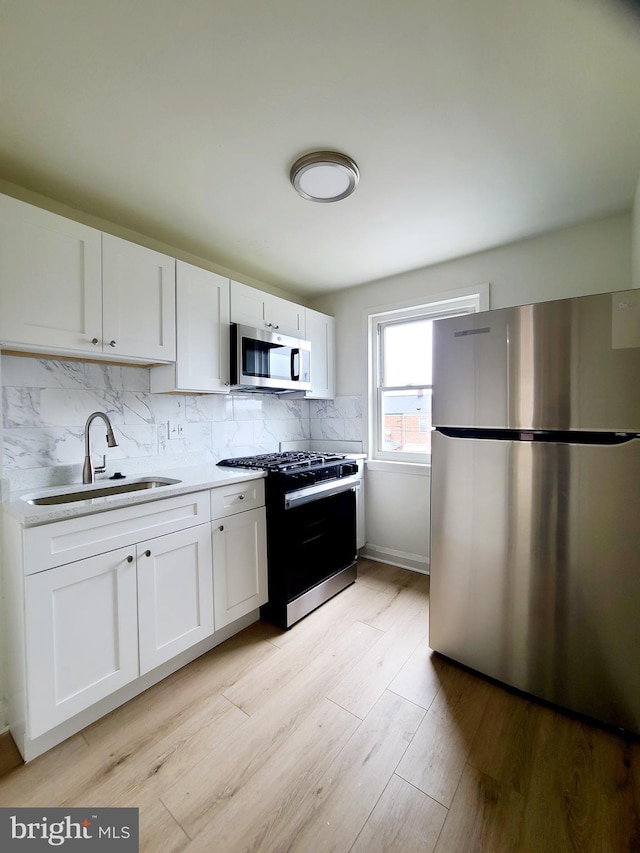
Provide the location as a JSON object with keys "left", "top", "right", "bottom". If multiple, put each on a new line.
{"left": 218, "top": 524, "right": 224, "bottom": 532}
{"left": 144, "top": 549, "right": 151, "bottom": 557}
{"left": 109, "top": 340, "right": 117, "bottom": 347}
{"left": 91, "top": 338, "right": 100, "bottom": 345}
{"left": 126, "top": 555, "right": 134, "bottom": 563}
{"left": 273, "top": 324, "right": 280, "bottom": 330}
{"left": 238, "top": 494, "right": 245, "bottom": 501}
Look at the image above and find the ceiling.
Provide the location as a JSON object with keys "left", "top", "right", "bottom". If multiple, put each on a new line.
{"left": 1, "top": 0, "right": 640, "bottom": 298}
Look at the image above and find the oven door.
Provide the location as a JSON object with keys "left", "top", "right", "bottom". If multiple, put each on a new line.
{"left": 266, "top": 480, "right": 358, "bottom": 602}
{"left": 285, "top": 487, "right": 357, "bottom": 601}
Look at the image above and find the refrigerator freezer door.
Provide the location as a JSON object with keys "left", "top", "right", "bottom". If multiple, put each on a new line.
{"left": 429, "top": 430, "right": 640, "bottom": 734}
{"left": 432, "top": 290, "right": 640, "bottom": 432}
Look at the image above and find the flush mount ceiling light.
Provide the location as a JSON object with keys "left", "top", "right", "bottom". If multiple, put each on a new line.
{"left": 290, "top": 151, "right": 359, "bottom": 202}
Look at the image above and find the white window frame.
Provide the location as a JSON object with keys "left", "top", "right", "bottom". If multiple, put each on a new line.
{"left": 368, "top": 284, "right": 489, "bottom": 465}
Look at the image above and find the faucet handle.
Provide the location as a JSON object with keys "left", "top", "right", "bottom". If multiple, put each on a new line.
{"left": 94, "top": 455, "right": 107, "bottom": 475}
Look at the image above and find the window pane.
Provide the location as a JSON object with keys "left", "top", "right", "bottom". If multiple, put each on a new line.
{"left": 383, "top": 319, "right": 433, "bottom": 386}
{"left": 380, "top": 389, "right": 432, "bottom": 455}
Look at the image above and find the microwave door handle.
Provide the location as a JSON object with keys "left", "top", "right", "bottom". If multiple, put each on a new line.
{"left": 291, "top": 348, "right": 300, "bottom": 380}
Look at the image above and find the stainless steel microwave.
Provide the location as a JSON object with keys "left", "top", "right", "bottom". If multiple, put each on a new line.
{"left": 230, "top": 324, "right": 312, "bottom": 392}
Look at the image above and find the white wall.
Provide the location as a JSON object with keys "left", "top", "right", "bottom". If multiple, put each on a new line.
{"left": 312, "top": 211, "right": 634, "bottom": 572}
{"left": 315, "top": 211, "right": 632, "bottom": 398}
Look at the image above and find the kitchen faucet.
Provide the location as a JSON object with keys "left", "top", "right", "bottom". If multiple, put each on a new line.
{"left": 82, "top": 411, "right": 119, "bottom": 484}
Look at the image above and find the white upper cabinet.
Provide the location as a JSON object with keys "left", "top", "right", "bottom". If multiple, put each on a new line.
{"left": 230, "top": 280, "right": 305, "bottom": 337}
{"left": 0, "top": 193, "right": 176, "bottom": 363}
{"left": 151, "top": 261, "right": 230, "bottom": 393}
{"left": 0, "top": 193, "right": 103, "bottom": 353}
{"left": 102, "top": 234, "right": 176, "bottom": 362}
{"left": 304, "top": 307, "right": 336, "bottom": 399}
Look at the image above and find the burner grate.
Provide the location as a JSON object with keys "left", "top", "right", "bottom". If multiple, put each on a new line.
{"left": 217, "top": 451, "right": 345, "bottom": 471}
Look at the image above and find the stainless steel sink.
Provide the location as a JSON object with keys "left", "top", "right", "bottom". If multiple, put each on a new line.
{"left": 24, "top": 477, "right": 182, "bottom": 505}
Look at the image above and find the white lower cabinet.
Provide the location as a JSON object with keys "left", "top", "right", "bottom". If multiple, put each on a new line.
{"left": 212, "top": 507, "right": 268, "bottom": 629}
{"left": 137, "top": 524, "right": 214, "bottom": 674}
{"left": 4, "top": 480, "right": 267, "bottom": 760}
{"left": 24, "top": 522, "right": 213, "bottom": 740}
{"left": 25, "top": 547, "right": 139, "bottom": 738}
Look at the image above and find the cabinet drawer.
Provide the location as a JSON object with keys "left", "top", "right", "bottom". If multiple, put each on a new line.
{"left": 210, "top": 478, "right": 265, "bottom": 519}
{"left": 24, "top": 491, "right": 211, "bottom": 574}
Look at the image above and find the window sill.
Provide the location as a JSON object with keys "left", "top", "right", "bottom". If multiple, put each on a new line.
{"left": 365, "top": 459, "right": 431, "bottom": 476}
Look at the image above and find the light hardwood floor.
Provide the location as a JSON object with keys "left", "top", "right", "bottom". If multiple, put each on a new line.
{"left": 1, "top": 558, "right": 639, "bottom": 851}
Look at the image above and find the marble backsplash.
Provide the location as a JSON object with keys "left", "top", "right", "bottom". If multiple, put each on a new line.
{"left": 1, "top": 355, "right": 363, "bottom": 490}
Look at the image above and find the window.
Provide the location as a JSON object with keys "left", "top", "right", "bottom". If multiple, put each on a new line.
{"left": 369, "top": 287, "right": 488, "bottom": 464}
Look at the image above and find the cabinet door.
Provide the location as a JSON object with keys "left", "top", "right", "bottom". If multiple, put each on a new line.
{"left": 151, "top": 261, "right": 230, "bottom": 393}
{"left": 137, "top": 525, "right": 214, "bottom": 674}
{"left": 230, "top": 280, "right": 305, "bottom": 337}
{"left": 102, "top": 233, "right": 176, "bottom": 362}
{"left": 230, "top": 280, "right": 268, "bottom": 328}
{"left": 0, "top": 193, "right": 102, "bottom": 353}
{"left": 212, "top": 508, "right": 268, "bottom": 629}
{"left": 267, "top": 293, "right": 305, "bottom": 337}
{"left": 25, "top": 548, "right": 138, "bottom": 738}
{"left": 305, "top": 308, "right": 335, "bottom": 399}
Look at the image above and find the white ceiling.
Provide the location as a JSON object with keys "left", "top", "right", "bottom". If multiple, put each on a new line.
{"left": 2, "top": 0, "right": 640, "bottom": 298}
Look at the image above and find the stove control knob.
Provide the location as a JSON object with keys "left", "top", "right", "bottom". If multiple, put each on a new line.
{"left": 341, "top": 462, "right": 358, "bottom": 476}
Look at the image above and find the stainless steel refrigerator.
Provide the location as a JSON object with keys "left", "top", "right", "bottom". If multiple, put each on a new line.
{"left": 430, "top": 289, "right": 640, "bottom": 734}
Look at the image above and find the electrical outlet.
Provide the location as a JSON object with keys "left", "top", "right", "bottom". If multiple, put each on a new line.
{"left": 168, "top": 421, "right": 186, "bottom": 440}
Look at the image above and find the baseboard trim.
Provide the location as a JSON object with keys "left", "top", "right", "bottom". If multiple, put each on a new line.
{"left": 360, "top": 544, "right": 429, "bottom": 574}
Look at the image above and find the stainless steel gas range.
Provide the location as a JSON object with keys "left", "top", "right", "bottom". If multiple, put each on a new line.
{"left": 217, "top": 451, "right": 360, "bottom": 628}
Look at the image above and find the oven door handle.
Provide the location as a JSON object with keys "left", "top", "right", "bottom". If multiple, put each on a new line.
{"left": 284, "top": 477, "right": 360, "bottom": 510}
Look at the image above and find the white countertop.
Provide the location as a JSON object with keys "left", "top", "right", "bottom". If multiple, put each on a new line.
{"left": 3, "top": 464, "right": 266, "bottom": 527}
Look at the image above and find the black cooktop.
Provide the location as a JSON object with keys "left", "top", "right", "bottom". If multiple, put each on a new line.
{"left": 217, "top": 451, "right": 346, "bottom": 473}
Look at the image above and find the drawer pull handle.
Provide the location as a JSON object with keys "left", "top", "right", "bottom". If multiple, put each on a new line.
{"left": 126, "top": 555, "right": 134, "bottom": 563}
{"left": 238, "top": 494, "right": 245, "bottom": 500}
{"left": 144, "top": 549, "right": 151, "bottom": 557}
{"left": 218, "top": 524, "right": 224, "bottom": 532}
